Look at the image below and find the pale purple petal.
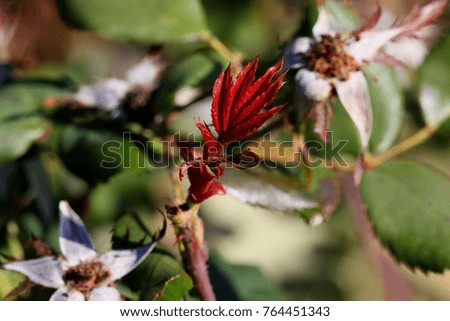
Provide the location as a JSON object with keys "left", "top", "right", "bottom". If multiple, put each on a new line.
{"left": 347, "top": 0, "right": 447, "bottom": 64}
{"left": 98, "top": 241, "right": 158, "bottom": 281}
{"left": 59, "top": 201, "right": 97, "bottom": 266}
{"left": 3, "top": 256, "right": 64, "bottom": 288}
{"left": 313, "top": 6, "right": 337, "bottom": 40}
{"left": 89, "top": 286, "right": 122, "bottom": 301}
{"left": 50, "top": 286, "right": 85, "bottom": 301}
{"left": 382, "top": 28, "right": 433, "bottom": 68}
{"left": 295, "top": 69, "right": 332, "bottom": 102}
{"left": 335, "top": 71, "right": 372, "bottom": 149}
{"left": 283, "top": 37, "right": 313, "bottom": 70}
{"left": 346, "top": 28, "right": 403, "bottom": 63}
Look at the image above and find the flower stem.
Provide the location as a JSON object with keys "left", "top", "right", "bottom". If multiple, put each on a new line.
{"left": 167, "top": 203, "right": 216, "bottom": 301}
{"left": 365, "top": 125, "right": 436, "bottom": 168}
{"left": 198, "top": 30, "right": 243, "bottom": 72}
{"left": 340, "top": 171, "right": 415, "bottom": 300}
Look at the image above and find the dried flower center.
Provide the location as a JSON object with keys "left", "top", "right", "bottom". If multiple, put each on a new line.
{"left": 305, "top": 33, "right": 360, "bottom": 80}
{"left": 63, "top": 261, "right": 110, "bottom": 293}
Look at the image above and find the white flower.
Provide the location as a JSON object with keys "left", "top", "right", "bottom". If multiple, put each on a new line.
{"left": 2, "top": 201, "right": 163, "bottom": 301}
{"left": 284, "top": 0, "right": 448, "bottom": 148}
{"left": 59, "top": 55, "right": 165, "bottom": 118}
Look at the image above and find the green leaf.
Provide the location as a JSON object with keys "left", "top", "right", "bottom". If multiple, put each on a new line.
{"left": 56, "top": 0, "right": 207, "bottom": 44}
{"left": 361, "top": 161, "right": 450, "bottom": 272}
{"left": 209, "top": 252, "right": 285, "bottom": 300}
{"left": 123, "top": 251, "right": 192, "bottom": 300}
{"left": 49, "top": 125, "right": 150, "bottom": 184}
{"left": 0, "top": 270, "right": 27, "bottom": 300}
{"left": 364, "top": 63, "right": 404, "bottom": 154}
{"left": 221, "top": 167, "right": 319, "bottom": 214}
{"left": 153, "top": 52, "right": 222, "bottom": 115}
{"left": 201, "top": 1, "right": 283, "bottom": 59}
{"left": 324, "top": 0, "right": 360, "bottom": 32}
{"left": 0, "top": 84, "right": 68, "bottom": 163}
{"left": 418, "top": 34, "right": 450, "bottom": 127}
{"left": 154, "top": 274, "right": 193, "bottom": 301}
{"left": 328, "top": 98, "right": 361, "bottom": 157}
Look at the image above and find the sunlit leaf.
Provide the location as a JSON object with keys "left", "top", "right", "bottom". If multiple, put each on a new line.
{"left": 364, "top": 63, "right": 404, "bottom": 154}
{"left": 221, "top": 167, "right": 319, "bottom": 214}
{"left": 418, "top": 34, "right": 450, "bottom": 128}
{"left": 57, "top": 0, "right": 207, "bottom": 44}
{"left": 154, "top": 274, "right": 193, "bottom": 301}
{"left": 361, "top": 161, "right": 450, "bottom": 272}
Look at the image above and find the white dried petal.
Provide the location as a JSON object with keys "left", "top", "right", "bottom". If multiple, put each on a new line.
{"left": 73, "top": 78, "right": 130, "bottom": 111}
{"left": 125, "top": 57, "right": 162, "bottom": 87}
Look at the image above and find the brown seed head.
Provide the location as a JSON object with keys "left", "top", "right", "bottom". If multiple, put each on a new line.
{"left": 305, "top": 33, "right": 360, "bottom": 80}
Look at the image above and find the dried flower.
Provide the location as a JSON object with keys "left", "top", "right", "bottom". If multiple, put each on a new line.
{"left": 284, "top": 0, "right": 448, "bottom": 147}
{"left": 180, "top": 57, "right": 286, "bottom": 203}
{"left": 2, "top": 201, "right": 164, "bottom": 301}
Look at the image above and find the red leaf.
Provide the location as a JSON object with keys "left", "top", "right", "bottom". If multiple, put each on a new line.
{"left": 211, "top": 65, "right": 232, "bottom": 136}
{"left": 211, "top": 57, "right": 285, "bottom": 143}
{"left": 31, "top": 237, "right": 52, "bottom": 257}
{"left": 230, "top": 71, "right": 286, "bottom": 131}
{"left": 187, "top": 163, "right": 226, "bottom": 203}
{"left": 227, "top": 57, "right": 259, "bottom": 125}
{"left": 219, "top": 104, "right": 285, "bottom": 143}
{"left": 195, "top": 121, "right": 223, "bottom": 159}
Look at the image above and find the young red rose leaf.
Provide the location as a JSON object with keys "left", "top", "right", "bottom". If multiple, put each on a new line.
{"left": 230, "top": 71, "right": 286, "bottom": 131}
{"left": 187, "top": 162, "right": 226, "bottom": 203}
{"left": 227, "top": 58, "right": 259, "bottom": 124}
{"left": 211, "top": 57, "right": 286, "bottom": 144}
{"left": 211, "top": 65, "right": 232, "bottom": 136}
{"left": 219, "top": 104, "right": 285, "bottom": 144}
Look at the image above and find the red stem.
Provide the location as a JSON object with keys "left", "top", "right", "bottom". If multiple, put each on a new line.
{"left": 340, "top": 171, "right": 415, "bottom": 300}
{"left": 168, "top": 205, "right": 216, "bottom": 301}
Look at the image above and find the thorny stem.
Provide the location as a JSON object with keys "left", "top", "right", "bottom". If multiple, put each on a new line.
{"left": 340, "top": 171, "right": 415, "bottom": 300}
{"left": 198, "top": 30, "right": 243, "bottom": 72}
{"left": 168, "top": 167, "right": 215, "bottom": 300}
{"left": 167, "top": 203, "right": 216, "bottom": 301}
{"left": 365, "top": 125, "right": 436, "bottom": 168}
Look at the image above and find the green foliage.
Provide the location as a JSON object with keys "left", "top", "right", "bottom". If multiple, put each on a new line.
{"left": 0, "top": 84, "right": 68, "bottom": 163}
{"left": 361, "top": 161, "right": 450, "bottom": 272}
{"left": 124, "top": 251, "right": 192, "bottom": 301}
{"left": 57, "top": 0, "right": 207, "bottom": 44}
{"left": 153, "top": 52, "right": 223, "bottom": 116}
{"left": 364, "top": 63, "right": 404, "bottom": 154}
{"left": 418, "top": 34, "right": 450, "bottom": 128}
{"left": 154, "top": 274, "right": 193, "bottom": 301}
{"left": 210, "top": 253, "right": 285, "bottom": 300}
{"left": 221, "top": 167, "right": 319, "bottom": 216}
{"left": 323, "top": 0, "right": 360, "bottom": 32}
{"left": 112, "top": 213, "right": 192, "bottom": 300}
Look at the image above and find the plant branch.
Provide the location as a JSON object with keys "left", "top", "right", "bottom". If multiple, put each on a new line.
{"left": 167, "top": 203, "right": 216, "bottom": 301}
{"left": 365, "top": 125, "right": 436, "bottom": 168}
{"left": 198, "top": 30, "right": 243, "bottom": 72}
{"left": 340, "top": 171, "right": 415, "bottom": 300}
